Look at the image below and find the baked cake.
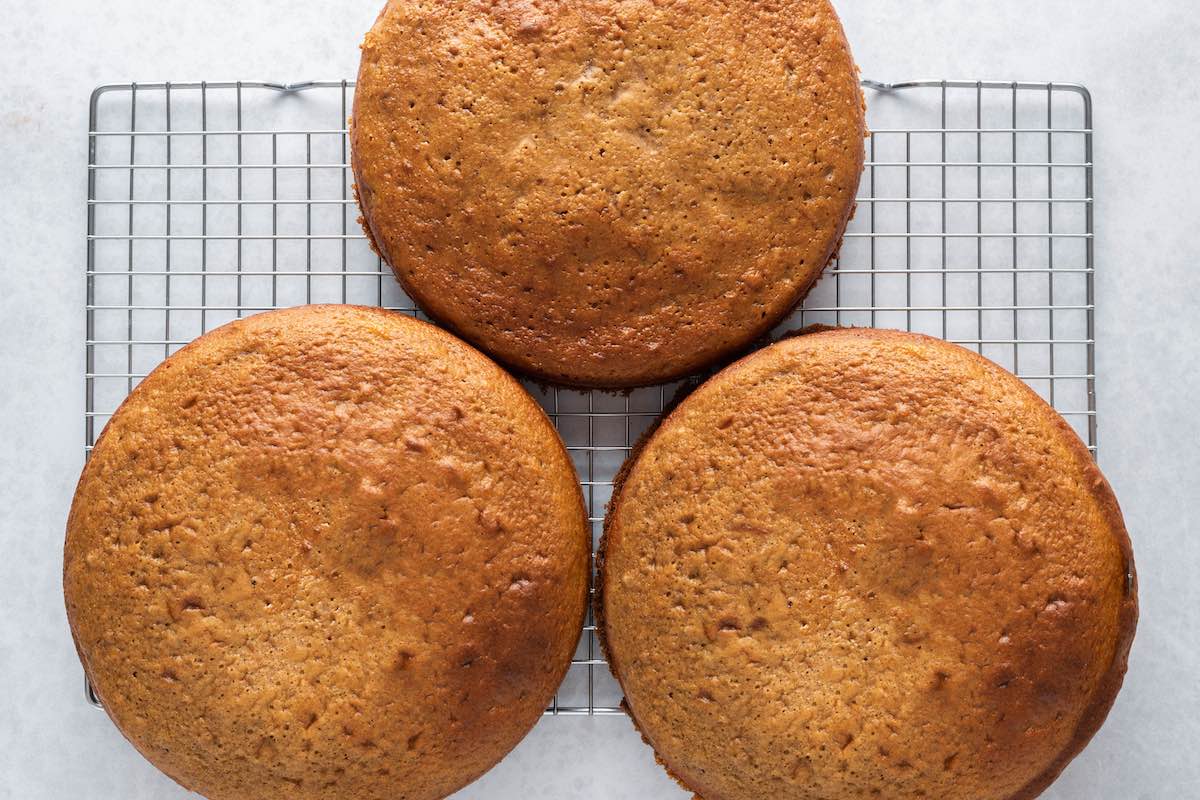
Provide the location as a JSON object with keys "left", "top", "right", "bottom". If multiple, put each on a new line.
{"left": 65, "top": 305, "right": 589, "bottom": 800}
{"left": 598, "top": 328, "right": 1136, "bottom": 800}
{"left": 351, "top": 0, "right": 865, "bottom": 387}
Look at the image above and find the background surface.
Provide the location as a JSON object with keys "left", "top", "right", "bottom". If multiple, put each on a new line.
{"left": 1, "top": 1, "right": 1197, "bottom": 798}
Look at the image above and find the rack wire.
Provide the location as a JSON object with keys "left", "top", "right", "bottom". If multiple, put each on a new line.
{"left": 84, "top": 78, "right": 1096, "bottom": 715}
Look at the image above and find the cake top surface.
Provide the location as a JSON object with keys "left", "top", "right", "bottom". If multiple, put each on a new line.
{"left": 351, "top": 0, "right": 865, "bottom": 387}
{"left": 65, "top": 305, "right": 589, "bottom": 800}
{"left": 599, "top": 327, "right": 1136, "bottom": 800}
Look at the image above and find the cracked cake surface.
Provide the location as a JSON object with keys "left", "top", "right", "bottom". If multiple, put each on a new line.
{"left": 350, "top": 0, "right": 865, "bottom": 387}
{"left": 597, "top": 327, "right": 1136, "bottom": 800}
{"left": 64, "top": 305, "right": 589, "bottom": 800}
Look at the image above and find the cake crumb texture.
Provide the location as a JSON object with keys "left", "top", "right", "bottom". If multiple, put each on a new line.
{"left": 65, "top": 305, "right": 589, "bottom": 800}
{"left": 599, "top": 327, "right": 1136, "bottom": 800}
{"left": 351, "top": 0, "right": 865, "bottom": 387}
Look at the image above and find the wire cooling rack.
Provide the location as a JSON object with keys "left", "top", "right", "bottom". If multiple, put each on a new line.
{"left": 84, "top": 78, "right": 1096, "bottom": 715}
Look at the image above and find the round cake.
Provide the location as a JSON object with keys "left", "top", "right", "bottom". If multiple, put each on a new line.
{"left": 598, "top": 328, "right": 1136, "bottom": 800}
{"left": 64, "top": 305, "right": 589, "bottom": 800}
{"left": 351, "top": 0, "right": 865, "bottom": 388}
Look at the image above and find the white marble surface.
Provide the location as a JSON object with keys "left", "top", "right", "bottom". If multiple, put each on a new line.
{"left": 1, "top": 1, "right": 1197, "bottom": 798}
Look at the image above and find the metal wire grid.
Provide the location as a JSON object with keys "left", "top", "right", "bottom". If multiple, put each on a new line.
{"left": 84, "top": 79, "right": 1096, "bottom": 715}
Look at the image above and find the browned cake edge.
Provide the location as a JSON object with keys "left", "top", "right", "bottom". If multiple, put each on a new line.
{"left": 348, "top": 4, "right": 867, "bottom": 391}
{"left": 594, "top": 326, "right": 1138, "bottom": 800}
{"left": 63, "top": 310, "right": 260, "bottom": 795}
{"left": 348, "top": 0, "right": 393, "bottom": 268}
{"left": 64, "top": 304, "right": 591, "bottom": 798}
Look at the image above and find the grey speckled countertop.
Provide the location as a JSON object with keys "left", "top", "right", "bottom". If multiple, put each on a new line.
{"left": 1, "top": 1, "right": 1197, "bottom": 798}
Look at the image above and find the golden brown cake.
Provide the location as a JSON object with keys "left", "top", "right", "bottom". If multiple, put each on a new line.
{"left": 64, "top": 305, "right": 589, "bottom": 800}
{"left": 351, "top": 0, "right": 865, "bottom": 388}
{"left": 598, "top": 328, "right": 1136, "bottom": 800}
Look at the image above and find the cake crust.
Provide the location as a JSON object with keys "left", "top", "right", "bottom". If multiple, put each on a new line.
{"left": 597, "top": 327, "right": 1137, "bottom": 800}
{"left": 65, "top": 305, "right": 589, "bottom": 800}
{"left": 351, "top": 0, "right": 865, "bottom": 388}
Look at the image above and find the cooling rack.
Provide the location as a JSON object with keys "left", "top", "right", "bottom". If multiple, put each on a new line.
{"left": 84, "top": 78, "right": 1096, "bottom": 715}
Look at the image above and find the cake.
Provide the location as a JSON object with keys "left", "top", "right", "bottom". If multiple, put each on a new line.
{"left": 350, "top": 0, "right": 865, "bottom": 388}
{"left": 64, "top": 305, "right": 590, "bottom": 800}
{"left": 597, "top": 328, "right": 1137, "bottom": 800}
